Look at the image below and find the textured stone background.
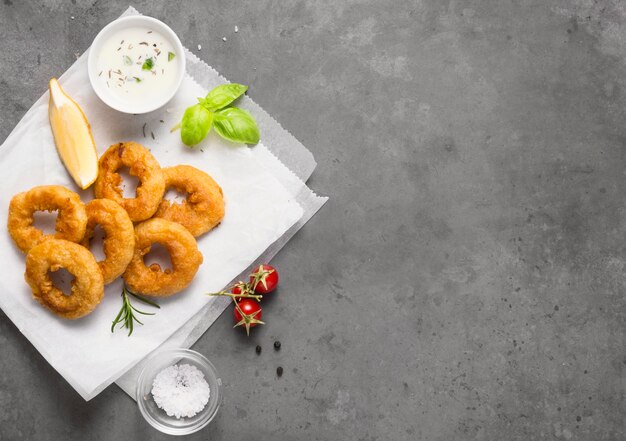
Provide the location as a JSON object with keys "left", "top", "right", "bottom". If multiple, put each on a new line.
{"left": 1, "top": 1, "right": 625, "bottom": 440}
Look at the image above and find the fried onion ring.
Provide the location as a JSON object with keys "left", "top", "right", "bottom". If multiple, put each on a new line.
{"left": 8, "top": 185, "right": 87, "bottom": 253}
{"left": 24, "top": 239, "right": 104, "bottom": 319}
{"left": 123, "top": 218, "right": 203, "bottom": 296}
{"left": 153, "top": 165, "right": 225, "bottom": 237}
{"left": 80, "top": 199, "right": 135, "bottom": 284}
{"left": 93, "top": 142, "right": 165, "bottom": 222}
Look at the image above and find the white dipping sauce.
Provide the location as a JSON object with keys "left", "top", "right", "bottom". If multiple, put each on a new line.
{"left": 96, "top": 27, "right": 179, "bottom": 106}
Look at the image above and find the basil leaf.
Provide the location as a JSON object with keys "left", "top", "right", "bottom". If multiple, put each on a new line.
{"left": 168, "top": 51, "right": 176, "bottom": 62}
{"left": 142, "top": 57, "right": 154, "bottom": 71}
{"left": 180, "top": 104, "right": 213, "bottom": 146}
{"left": 213, "top": 107, "right": 260, "bottom": 144}
{"left": 201, "top": 83, "right": 248, "bottom": 111}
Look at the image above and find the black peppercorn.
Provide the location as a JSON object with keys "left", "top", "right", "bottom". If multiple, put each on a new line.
{"left": 277, "top": 366, "right": 283, "bottom": 377}
{"left": 274, "top": 340, "right": 281, "bottom": 351}
{"left": 255, "top": 345, "right": 262, "bottom": 355}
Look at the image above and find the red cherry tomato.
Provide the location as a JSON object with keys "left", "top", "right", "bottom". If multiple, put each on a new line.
{"left": 250, "top": 264, "right": 279, "bottom": 294}
{"left": 233, "top": 299, "right": 263, "bottom": 335}
{"left": 231, "top": 281, "right": 252, "bottom": 302}
{"left": 231, "top": 284, "right": 244, "bottom": 299}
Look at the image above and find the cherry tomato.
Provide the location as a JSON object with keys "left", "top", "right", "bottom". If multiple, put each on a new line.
{"left": 233, "top": 299, "right": 263, "bottom": 335}
{"left": 231, "top": 281, "right": 253, "bottom": 302}
{"left": 231, "top": 283, "right": 244, "bottom": 300}
{"left": 250, "top": 264, "right": 279, "bottom": 294}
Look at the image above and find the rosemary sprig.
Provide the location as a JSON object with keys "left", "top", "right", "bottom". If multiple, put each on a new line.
{"left": 111, "top": 286, "right": 160, "bottom": 336}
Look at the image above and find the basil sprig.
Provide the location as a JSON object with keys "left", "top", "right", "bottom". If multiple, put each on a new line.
{"left": 178, "top": 83, "right": 259, "bottom": 146}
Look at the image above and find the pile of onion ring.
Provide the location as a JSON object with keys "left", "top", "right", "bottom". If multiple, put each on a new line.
{"left": 7, "top": 141, "right": 225, "bottom": 319}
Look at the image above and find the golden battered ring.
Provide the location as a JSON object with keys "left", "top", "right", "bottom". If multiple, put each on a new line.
{"left": 81, "top": 199, "right": 135, "bottom": 284}
{"left": 93, "top": 142, "right": 165, "bottom": 222}
{"left": 8, "top": 185, "right": 87, "bottom": 253}
{"left": 123, "top": 218, "right": 203, "bottom": 296}
{"left": 153, "top": 165, "right": 225, "bottom": 237}
{"left": 24, "top": 239, "right": 104, "bottom": 319}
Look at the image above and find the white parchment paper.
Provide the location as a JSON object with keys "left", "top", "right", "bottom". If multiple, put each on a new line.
{"left": 0, "top": 7, "right": 326, "bottom": 401}
{"left": 115, "top": 7, "right": 328, "bottom": 399}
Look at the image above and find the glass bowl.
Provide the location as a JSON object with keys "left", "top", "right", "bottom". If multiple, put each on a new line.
{"left": 136, "top": 348, "right": 222, "bottom": 435}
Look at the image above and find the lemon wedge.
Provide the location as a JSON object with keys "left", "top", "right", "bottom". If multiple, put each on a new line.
{"left": 48, "top": 78, "right": 98, "bottom": 190}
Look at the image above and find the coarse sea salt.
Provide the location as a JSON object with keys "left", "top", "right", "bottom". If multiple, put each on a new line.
{"left": 151, "top": 364, "right": 210, "bottom": 419}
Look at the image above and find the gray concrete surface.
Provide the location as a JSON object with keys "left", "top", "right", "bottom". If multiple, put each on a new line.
{"left": 0, "top": 0, "right": 625, "bottom": 439}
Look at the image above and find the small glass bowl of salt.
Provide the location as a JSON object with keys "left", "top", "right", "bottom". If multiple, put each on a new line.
{"left": 136, "top": 348, "right": 222, "bottom": 435}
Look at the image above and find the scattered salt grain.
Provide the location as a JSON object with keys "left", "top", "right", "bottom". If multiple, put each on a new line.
{"left": 222, "top": 37, "right": 227, "bottom": 42}
{"left": 70, "top": 16, "right": 75, "bottom": 20}
{"left": 151, "top": 364, "right": 210, "bottom": 419}
{"left": 197, "top": 44, "right": 202, "bottom": 50}
{"left": 234, "top": 25, "right": 239, "bottom": 33}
